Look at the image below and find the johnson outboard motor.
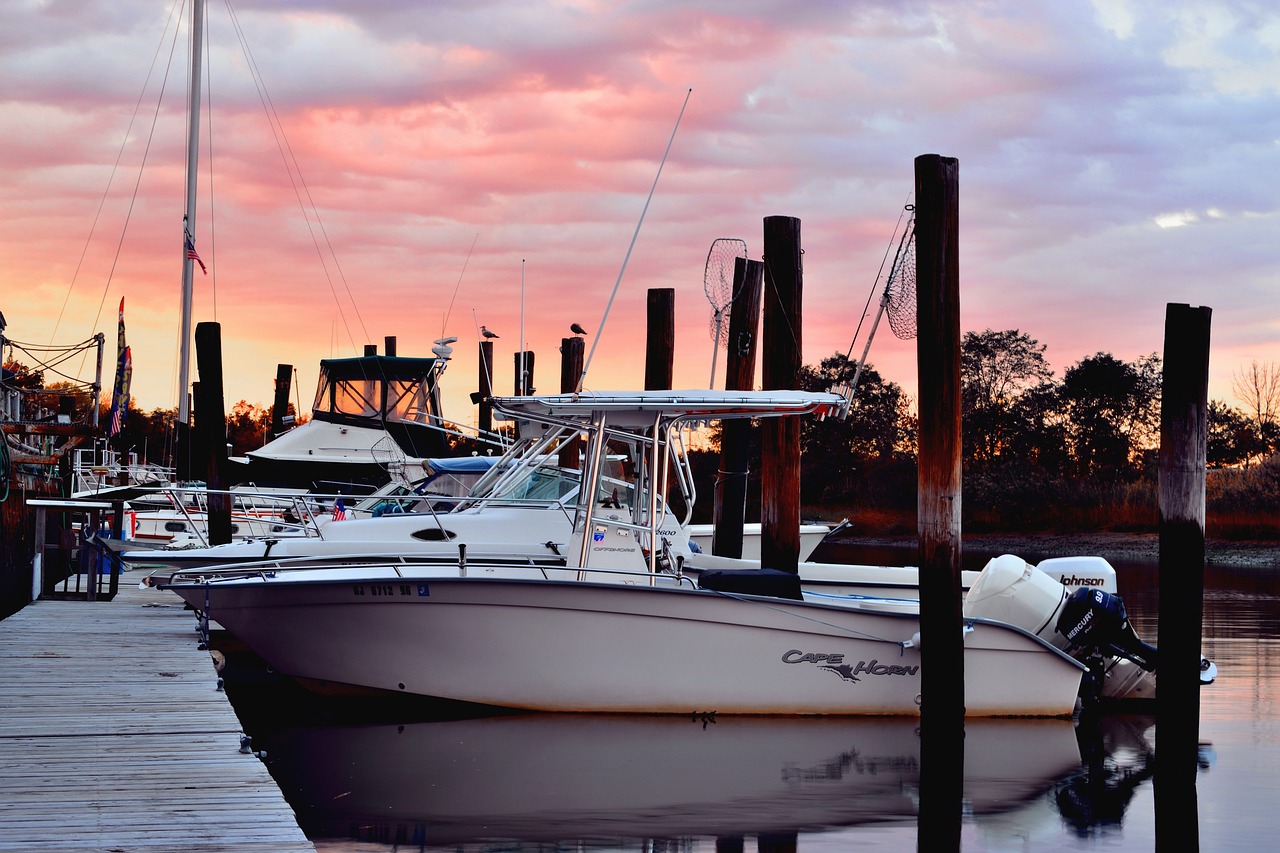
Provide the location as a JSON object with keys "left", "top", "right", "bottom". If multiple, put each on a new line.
{"left": 1055, "top": 587, "right": 1157, "bottom": 672}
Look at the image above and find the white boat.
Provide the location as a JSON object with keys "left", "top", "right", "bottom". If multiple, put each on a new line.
{"left": 159, "top": 389, "right": 1109, "bottom": 717}
{"left": 131, "top": 398, "right": 1119, "bottom": 604}
{"left": 688, "top": 520, "right": 831, "bottom": 562}
{"left": 231, "top": 352, "right": 475, "bottom": 493}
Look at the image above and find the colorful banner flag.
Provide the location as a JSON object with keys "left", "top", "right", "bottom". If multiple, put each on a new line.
{"left": 332, "top": 496, "right": 347, "bottom": 521}
{"left": 107, "top": 299, "right": 131, "bottom": 437}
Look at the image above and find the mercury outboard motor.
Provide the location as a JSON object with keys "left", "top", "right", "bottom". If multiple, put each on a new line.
{"left": 1055, "top": 587, "right": 1157, "bottom": 672}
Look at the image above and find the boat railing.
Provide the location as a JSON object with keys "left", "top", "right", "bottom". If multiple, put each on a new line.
{"left": 152, "top": 546, "right": 709, "bottom": 591}
{"left": 154, "top": 548, "right": 575, "bottom": 587}
{"left": 111, "top": 484, "right": 329, "bottom": 546}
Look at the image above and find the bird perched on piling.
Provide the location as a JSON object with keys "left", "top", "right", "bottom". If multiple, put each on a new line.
{"left": 480, "top": 325, "right": 500, "bottom": 339}
{"left": 570, "top": 323, "right": 589, "bottom": 336}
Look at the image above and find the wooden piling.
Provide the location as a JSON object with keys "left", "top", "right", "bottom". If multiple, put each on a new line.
{"left": 760, "top": 216, "right": 802, "bottom": 572}
{"left": 514, "top": 351, "right": 535, "bottom": 395}
{"left": 559, "top": 337, "right": 585, "bottom": 469}
{"left": 1154, "top": 302, "right": 1211, "bottom": 840}
{"left": 384, "top": 335, "right": 396, "bottom": 357}
{"left": 712, "top": 257, "right": 763, "bottom": 558}
{"left": 270, "top": 363, "right": 292, "bottom": 436}
{"left": 194, "top": 322, "right": 232, "bottom": 545}
{"left": 913, "top": 153, "right": 964, "bottom": 851}
{"left": 645, "top": 288, "right": 675, "bottom": 391}
{"left": 477, "top": 340, "right": 494, "bottom": 435}
{"left": 363, "top": 343, "right": 377, "bottom": 356}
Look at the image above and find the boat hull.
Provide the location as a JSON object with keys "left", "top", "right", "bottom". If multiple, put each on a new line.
{"left": 171, "top": 573, "right": 1084, "bottom": 716}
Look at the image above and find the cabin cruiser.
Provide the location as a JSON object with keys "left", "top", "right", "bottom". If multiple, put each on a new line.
{"left": 233, "top": 353, "right": 460, "bottom": 493}
{"left": 157, "top": 389, "right": 1209, "bottom": 716}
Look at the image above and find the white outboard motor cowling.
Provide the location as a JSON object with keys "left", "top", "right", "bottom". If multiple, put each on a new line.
{"left": 962, "top": 554, "right": 1069, "bottom": 645}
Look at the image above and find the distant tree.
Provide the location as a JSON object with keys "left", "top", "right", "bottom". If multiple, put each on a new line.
{"left": 960, "top": 329, "right": 1054, "bottom": 465}
{"left": 1232, "top": 359, "right": 1280, "bottom": 457}
{"left": 798, "top": 353, "right": 914, "bottom": 502}
{"left": 1059, "top": 352, "right": 1161, "bottom": 478}
{"left": 1207, "top": 400, "right": 1264, "bottom": 469}
{"left": 226, "top": 400, "right": 274, "bottom": 456}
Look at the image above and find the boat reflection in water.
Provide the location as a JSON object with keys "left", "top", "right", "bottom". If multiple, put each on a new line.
{"left": 259, "top": 713, "right": 1085, "bottom": 847}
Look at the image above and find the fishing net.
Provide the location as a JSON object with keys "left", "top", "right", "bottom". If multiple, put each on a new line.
{"left": 885, "top": 221, "right": 917, "bottom": 341}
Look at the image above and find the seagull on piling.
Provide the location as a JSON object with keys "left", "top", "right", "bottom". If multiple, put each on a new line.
{"left": 480, "top": 325, "right": 500, "bottom": 340}
{"left": 570, "top": 323, "right": 589, "bottom": 336}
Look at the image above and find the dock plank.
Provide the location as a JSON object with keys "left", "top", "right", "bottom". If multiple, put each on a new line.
{"left": 0, "top": 578, "right": 315, "bottom": 852}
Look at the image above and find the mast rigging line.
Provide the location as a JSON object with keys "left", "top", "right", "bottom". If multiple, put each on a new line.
{"left": 48, "top": 1, "right": 185, "bottom": 383}
{"left": 844, "top": 198, "right": 913, "bottom": 365}
{"left": 223, "top": 0, "right": 370, "bottom": 350}
{"left": 579, "top": 88, "right": 692, "bottom": 393}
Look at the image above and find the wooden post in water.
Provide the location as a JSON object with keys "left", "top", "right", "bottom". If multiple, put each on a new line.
{"left": 1155, "top": 302, "right": 1211, "bottom": 841}
{"left": 712, "top": 257, "right": 763, "bottom": 558}
{"left": 270, "top": 364, "right": 292, "bottom": 437}
{"left": 384, "top": 336, "right": 397, "bottom": 357}
{"left": 194, "top": 322, "right": 232, "bottom": 546}
{"left": 477, "top": 341, "right": 494, "bottom": 435}
{"left": 914, "top": 153, "right": 964, "bottom": 852}
{"left": 363, "top": 344, "right": 377, "bottom": 357}
{"left": 645, "top": 288, "right": 675, "bottom": 391}
{"left": 760, "top": 216, "right": 802, "bottom": 573}
{"left": 559, "top": 337, "right": 585, "bottom": 469}
{"left": 513, "top": 351, "right": 535, "bottom": 395}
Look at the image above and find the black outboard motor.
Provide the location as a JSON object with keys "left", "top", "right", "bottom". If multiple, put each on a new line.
{"left": 1056, "top": 587, "right": 1158, "bottom": 672}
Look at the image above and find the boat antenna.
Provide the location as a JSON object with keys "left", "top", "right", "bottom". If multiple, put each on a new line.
{"left": 579, "top": 87, "right": 692, "bottom": 392}
{"left": 519, "top": 259, "right": 526, "bottom": 395}
{"left": 441, "top": 232, "right": 479, "bottom": 340}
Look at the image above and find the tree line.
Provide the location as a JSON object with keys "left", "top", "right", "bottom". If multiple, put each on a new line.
{"left": 779, "top": 329, "right": 1280, "bottom": 537}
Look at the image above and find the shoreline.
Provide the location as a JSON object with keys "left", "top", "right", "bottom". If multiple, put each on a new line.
{"left": 826, "top": 530, "right": 1278, "bottom": 568}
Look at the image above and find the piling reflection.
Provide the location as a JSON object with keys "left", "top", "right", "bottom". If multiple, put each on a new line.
{"left": 258, "top": 713, "right": 1083, "bottom": 847}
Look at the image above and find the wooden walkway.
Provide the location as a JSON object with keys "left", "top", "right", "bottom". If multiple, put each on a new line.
{"left": 0, "top": 577, "right": 315, "bottom": 852}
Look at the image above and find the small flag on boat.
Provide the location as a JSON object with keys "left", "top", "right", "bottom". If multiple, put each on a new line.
{"left": 332, "top": 497, "right": 347, "bottom": 521}
{"left": 185, "top": 229, "right": 207, "bottom": 275}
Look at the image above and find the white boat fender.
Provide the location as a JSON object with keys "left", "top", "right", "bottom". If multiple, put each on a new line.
{"left": 1201, "top": 656, "right": 1218, "bottom": 684}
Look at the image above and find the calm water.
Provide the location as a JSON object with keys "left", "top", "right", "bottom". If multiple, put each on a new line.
{"left": 220, "top": 546, "right": 1280, "bottom": 853}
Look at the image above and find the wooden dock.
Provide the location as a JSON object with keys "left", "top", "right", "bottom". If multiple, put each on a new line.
{"left": 0, "top": 577, "right": 315, "bottom": 852}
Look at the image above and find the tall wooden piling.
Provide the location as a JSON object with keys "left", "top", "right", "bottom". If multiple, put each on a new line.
{"left": 760, "top": 216, "right": 803, "bottom": 572}
{"left": 477, "top": 340, "right": 494, "bottom": 434}
{"left": 1155, "top": 303, "right": 1211, "bottom": 842}
{"left": 194, "top": 322, "right": 232, "bottom": 545}
{"left": 270, "top": 363, "right": 292, "bottom": 436}
{"left": 559, "top": 337, "right": 585, "bottom": 469}
{"left": 913, "top": 153, "right": 964, "bottom": 852}
{"left": 514, "top": 351, "right": 535, "bottom": 395}
{"left": 712, "top": 257, "right": 763, "bottom": 558}
{"left": 645, "top": 288, "right": 675, "bottom": 391}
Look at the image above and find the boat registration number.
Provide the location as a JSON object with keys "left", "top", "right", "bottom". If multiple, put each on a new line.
{"left": 351, "top": 583, "right": 415, "bottom": 597}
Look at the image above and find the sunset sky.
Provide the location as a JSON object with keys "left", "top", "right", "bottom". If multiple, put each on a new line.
{"left": 3, "top": 0, "right": 1278, "bottom": 435}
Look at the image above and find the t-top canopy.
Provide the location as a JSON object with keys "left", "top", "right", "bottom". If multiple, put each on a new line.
{"left": 491, "top": 389, "right": 848, "bottom": 428}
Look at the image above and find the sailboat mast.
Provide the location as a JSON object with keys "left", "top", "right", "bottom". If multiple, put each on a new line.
{"left": 177, "top": 0, "right": 204, "bottom": 424}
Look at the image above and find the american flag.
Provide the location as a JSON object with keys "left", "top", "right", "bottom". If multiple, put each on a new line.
{"left": 185, "top": 231, "right": 207, "bottom": 274}
{"left": 332, "top": 497, "right": 347, "bottom": 521}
